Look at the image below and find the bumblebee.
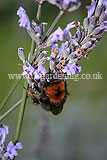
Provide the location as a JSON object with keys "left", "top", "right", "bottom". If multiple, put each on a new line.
{"left": 24, "top": 71, "right": 69, "bottom": 115}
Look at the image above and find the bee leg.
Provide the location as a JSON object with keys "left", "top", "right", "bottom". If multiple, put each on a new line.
{"left": 25, "top": 70, "right": 34, "bottom": 82}
{"left": 23, "top": 87, "right": 40, "bottom": 104}
{"left": 54, "top": 64, "right": 58, "bottom": 72}
{"left": 60, "top": 68, "right": 65, "bottom": 80}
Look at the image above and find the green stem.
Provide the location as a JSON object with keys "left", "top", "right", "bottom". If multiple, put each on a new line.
{"left": 14, "top": 3, "right": 42, "bottom": 144}
{"left": 14, "top": 80, "right": 28, "bottom": 144}
{"left": 36, "top": 4, "right": 42, "bottom": 24}
{"left": 29, "top": 40, "right": 35, "bottom": 62}
{"left": 42, "top": 10, "right": 64, "bottom": 43}
{"left": 0, "top": 77, "right": 22, "bottom": 111}
{"left": 31, "top": 10, "right": 64, "bottom": 67}
{"left": 0, "top": 99, "right": 22, "bottom": 121}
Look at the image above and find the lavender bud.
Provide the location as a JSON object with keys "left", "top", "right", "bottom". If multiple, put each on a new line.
{"left": 63, "top": 42, "right": 70, "bottom": 59}
{"left": 38, "top": 57, "right": 47, "bottom": 65}
{"left": 74, "top": 30, "right": 82, "bottom": 42}
{"left": 71, "top": 39, "right": 79, "bottom": 46}
{"left": 35, "top": 52, "right": 44, "bottom": 64}
{"left": 40, "top": 22, "right": 47, "bottom": 35}
{"left": 83, "top": 17, "right": 89, "bottom": 31}
{"left": 99, "top": 12, "right": 107, "bottom": 23}
{"left": 88, "top": 43, "right": 96, "bottom": 51}
{"left": 87, "top": 1, "right": 96, "bottom": 18}
{"left": 28, "top": 21, "right": 47, "bottom": 45}
{"left": 88, "top": 24, "right": 95, "bottom": 34}
{"left": 80, "top": 29, "right": 85, "bottom": 42}
{"left": 81, "top": 41, "right": 92, "bottom": 49}
{"left": 67, "top": 0, "right": 81, "bottom": 12}
{"left": 18, "top": 48, "right": 25, "bottom": 63}
{"left": 91, "top": 26, "right": 105, "bottom": 35}
{"left": 28, "top": 52, "right": 31, "bottom": 61}
{"left": 98, "top": 0, "right": 104, "bottom": 6}
{"left": 81, "top": 37, "right": 91, "bottom": 45}
{"left": 67, "top": 52, "right": 76, "bottom": 60}
{"left": 95, "top": 5, "right": 104, "bottom": 17}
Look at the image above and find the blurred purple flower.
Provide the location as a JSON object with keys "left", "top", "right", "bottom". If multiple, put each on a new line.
{"left": 4, "top": 141, "right": 23, "bottom": 160}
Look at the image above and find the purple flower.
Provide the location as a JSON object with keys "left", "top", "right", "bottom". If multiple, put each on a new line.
{"left": 52, "top": 44, "right": 59, "bottom": 51}
{"left": 62, "top": 63, "right": 81, "bottom": 75}
{"left": 4, "top": 141, "right": 23, "bottom": 160}
{"left": 17, "top": 6, "right": 31, "bottom": 30}
{"left": 45, "top": 27, "right": 64, "bottom": 47}
{"left": 98, "top": 0, "right": 104, "bottom": 6}
{"left": 22, "top": 61, "right": 35, "bottom": 76}
{"left": 37, "top": 65, "right": 47, "bottom": 76}
{"left": 33, "top": 65, "right": 47, "bottom": 80}
{"left": 52, "top": 27, "right": 63, "bottom": 42}
{"left": 0, "top": 125, "right": 9, "bottom": 146}
{"left": 63, "top": 22, "right": 75, "bottom": 39}
{"left": 22, "top": 60, "right": 47, "bottom": 80}
{"left": 66, "top": 21, "right": 76, "bottom": 30}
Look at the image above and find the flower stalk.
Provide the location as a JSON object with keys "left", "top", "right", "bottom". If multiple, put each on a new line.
{"left": 14, "top": 3, "right": 43, "bottom": 145}
{"left": 36, "top": 4, "right": 42, "bottom": 23}
{"left": 0, "top": 99, "right": 22, "bottom": 121}
{"left": 42, "top": 10, "right": 64, "bottom": 42}
{"left": 14, "top": 80, "right": 28, "bottom": 144}
{"left": 0, "top": 77, "right": 22, "bottom": 111}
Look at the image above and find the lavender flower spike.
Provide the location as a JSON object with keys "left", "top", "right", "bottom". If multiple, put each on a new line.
{"left": 17, "top": 6, "right": 31, "bottom": 30}
{"left": 4, "top": 141, "right": 23, "bottom": 160}
{"left": 47, "top": 0, "right": 81, "bottom": 12}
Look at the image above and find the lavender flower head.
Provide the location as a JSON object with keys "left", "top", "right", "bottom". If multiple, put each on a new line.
{"left": 47, "top": 0, "right": 81, "bottom": 12}
{"left": 17, "top": 7, "right": 31, "bottom": 30}
{"left": 17, "top": 7, "right": 47, "bottom": 45}
{"left": 35, "top": 0, "right": 81, "bottom": 12}
{"left": 4, "top": 141, "right": 23, "bottom": 160}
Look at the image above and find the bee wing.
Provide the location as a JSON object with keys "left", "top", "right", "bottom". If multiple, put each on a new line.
{"left": 50, "top": 103, "right": 63, "bottom": 115}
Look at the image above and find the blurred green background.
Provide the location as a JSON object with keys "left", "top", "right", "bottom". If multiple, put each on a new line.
{"left": 0, "top": 0, "right": 107, "bottom": 160}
